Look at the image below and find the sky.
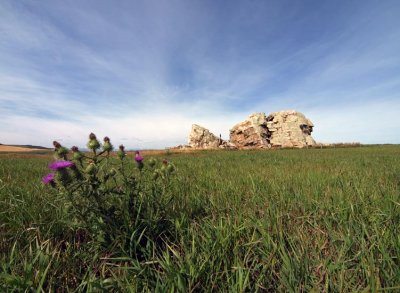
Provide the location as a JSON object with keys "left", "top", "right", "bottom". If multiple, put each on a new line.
{"left": 1, "top": 0, "right": 400, "bottom": 149}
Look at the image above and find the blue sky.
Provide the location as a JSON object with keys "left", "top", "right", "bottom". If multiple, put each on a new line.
{"left": 1, "top": 0, "right": 400, "bottom": 148}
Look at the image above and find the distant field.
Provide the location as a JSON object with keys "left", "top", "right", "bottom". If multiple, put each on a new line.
{"left": 0, "top": 146, "right": 399, "bottom": 291}
{"left": 0, "top": 145, "right": 48, "bottom": 152}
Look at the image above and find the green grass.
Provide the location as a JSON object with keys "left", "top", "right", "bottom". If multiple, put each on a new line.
{"left": 1, "top": 146, "right": 400, "bottom": 292}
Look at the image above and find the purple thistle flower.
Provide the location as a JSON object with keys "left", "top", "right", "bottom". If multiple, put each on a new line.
{"left": 135, "top": 151, "right": 144, "bottom": 171}
{"left": 48, "top": 161, "right": 75, "bottom": 170}
{"left": 135, "top": 155, "right": 144, "bottom": 162}
{"left": 42, "top": 173, "right": 55, "bottom": 184}
{"left": 134, "top": 151, "right": 144, "bottom": 162}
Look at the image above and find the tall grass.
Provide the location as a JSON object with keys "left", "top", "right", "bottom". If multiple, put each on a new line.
{"left": 1, "top": 146, "right": 399, "bottom": 291}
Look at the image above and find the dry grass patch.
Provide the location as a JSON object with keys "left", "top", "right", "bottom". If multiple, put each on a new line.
{"left": 0, "top": 145, "right": 45, "bottom": 152}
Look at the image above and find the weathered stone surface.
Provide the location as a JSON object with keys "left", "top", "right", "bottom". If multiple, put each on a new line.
{"left": 229, "top": 110, "right": 316, "bottom": 149}
{"left": 229, "top": 113, "right": 271, "bottom": 149}
{"left": 188, "top": 124, "right": 222, "bottom": 149}
{"left": 266, "top": 110, "right": 316, "bottom": 148}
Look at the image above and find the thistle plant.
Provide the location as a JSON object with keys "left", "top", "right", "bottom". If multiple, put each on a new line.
{"left": 42, "top": 133, "right": 176, "bottom": 250}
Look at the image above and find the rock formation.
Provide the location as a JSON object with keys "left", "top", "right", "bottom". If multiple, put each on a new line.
{"left": 229, "top": 113, "right": 271, "bottom": 148}
{"left": 183, "top": 110, "right": 316, "bottom": 150}
{"left": 229, "top": 110, "right": 316, "bottom": 149}
{"left": 187, "top": 124, "right": 222, "bottom": 149}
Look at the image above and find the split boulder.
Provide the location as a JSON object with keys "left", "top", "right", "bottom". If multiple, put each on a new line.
{"left": 188, "top": 124, "right": 222, "bottom": 149}
{"left": 229, "top": 113, "right": 271, "bottom": 148}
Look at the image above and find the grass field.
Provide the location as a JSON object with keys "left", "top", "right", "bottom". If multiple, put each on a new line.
{"left": 1, "top": 146, "right": 399, "bottom": 292}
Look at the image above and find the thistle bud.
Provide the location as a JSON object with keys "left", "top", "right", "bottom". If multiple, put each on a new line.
{"left": 160, "top": 164, "right": 167, "bottom": 175}
{"left": 85, "top": 163, "right": 96, "bottom": 175}
{"left": 152, "top": 171, "right": 160, "bottom": 180}
{"left": 87, "top": 133, "right": 100, "bottom": 151}
{"left": 167, "top": 164, "right": 175, "bottom": 174}
{"left": 56, "top": 146, "right": 68, "bottom": 158}
{"left": 117, "top": 145, "right": 126, "bottom": 160}
{"left": 53, "top": 141, "right": 61, "bottom": 149}
{"left": 73, "top": 152, "right": 83, "bottom": 161}
{"left": 148, "top": 158, "right": 157, "bottom": 168}
{"left": 71, "top": 146, "right": 83, "bottom": 161}
{"left": 53, "top": 141, "right": 68, "bottom": 160}
{"left": 109, "top": 168, "right": 117, "bottom": 176}
{"left": 102, "top": 137, "right": 113, "bottom": 152}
